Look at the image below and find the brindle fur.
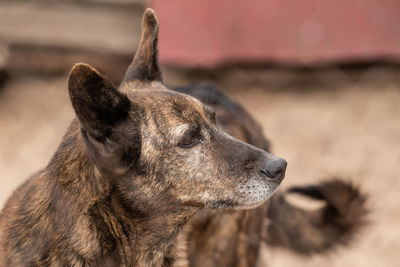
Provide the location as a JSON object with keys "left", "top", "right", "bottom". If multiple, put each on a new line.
{"left": 0, "top": 9, "right": 287, "bottom": 266}
{"left": 170, "top": 83, "right": 368, "bottom": 266}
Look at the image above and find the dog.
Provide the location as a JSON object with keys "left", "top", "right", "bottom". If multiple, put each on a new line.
{"left": 168, "top": 83, "right": 367, "bottom": 266}
{"left": 0, "top": 9, "right": 288, "bottom": 266}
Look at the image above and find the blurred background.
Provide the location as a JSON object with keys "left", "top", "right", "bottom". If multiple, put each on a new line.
{"left": 1, "top": 0, "right": 400, "bottom": 266}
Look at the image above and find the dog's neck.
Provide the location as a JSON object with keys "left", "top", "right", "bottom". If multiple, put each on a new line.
{"left": 48, "top": 119, "right": 198, "bottom": 266}
{"left": 115, "top": 191, "right": 196, "bottom": 266}
{"left": 100, "top": 179, "right": 198, "bottom": 266}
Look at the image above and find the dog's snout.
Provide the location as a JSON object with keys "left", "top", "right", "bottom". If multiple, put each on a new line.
{"left": 260, "top": 157, "right": 287, "bottom": 182}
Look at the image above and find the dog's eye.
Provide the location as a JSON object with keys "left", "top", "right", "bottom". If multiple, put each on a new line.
{"left": 178, "top": 131, "right": 201, "bottom": 148}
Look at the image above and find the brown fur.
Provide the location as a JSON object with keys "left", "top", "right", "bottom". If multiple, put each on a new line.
{"left": 170, "top": 83, "right": 368, "bottom": 266}
{"left": 0, "top": 9, "right": 287, "bottom": 267}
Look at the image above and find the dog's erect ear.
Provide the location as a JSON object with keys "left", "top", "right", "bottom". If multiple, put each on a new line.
{"left": 68, "top": 63, "right": 131, "bottom": 142}
{"left": 122, "top": 8, "right": 162, "bottom": 84}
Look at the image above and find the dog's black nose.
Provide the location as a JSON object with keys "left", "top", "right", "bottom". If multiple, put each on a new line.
{"left": 260, "top": 157, "right": 287, "bottom": 182}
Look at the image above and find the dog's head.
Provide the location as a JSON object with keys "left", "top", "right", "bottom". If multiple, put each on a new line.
{"left": 68, "top": 9, "right": 286, "bottom": 210}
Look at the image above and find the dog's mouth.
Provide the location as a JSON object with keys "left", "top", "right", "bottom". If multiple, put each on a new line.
{"left": 234, "top": 187, "right": 279, "bottom": 209}
{"left": 206, "top": 180, "right": 281, "bottom": 210}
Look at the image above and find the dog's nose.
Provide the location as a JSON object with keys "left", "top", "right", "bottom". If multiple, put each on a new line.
{"left": 260, "top": 157, "right": 287, "bottom": 182}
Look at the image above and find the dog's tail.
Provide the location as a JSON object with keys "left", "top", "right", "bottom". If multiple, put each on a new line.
{"left": 264, "top": 178, "right": 368, "bottom": 254}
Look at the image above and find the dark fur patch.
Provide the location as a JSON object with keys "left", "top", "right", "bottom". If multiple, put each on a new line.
{"left": 266, "top": 179, "right": 368, "bottom": 254}
{"left": 69, "top": 63, "right": 131, "bottom": 142}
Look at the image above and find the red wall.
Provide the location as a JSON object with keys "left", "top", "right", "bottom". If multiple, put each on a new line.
{"left": 150, "top": 0, "right": 400, "bottom": 67}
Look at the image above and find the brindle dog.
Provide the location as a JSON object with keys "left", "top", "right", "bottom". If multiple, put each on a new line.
{"left": 0, "top": 9, "right": 288, "bottom": 266}
{"left": 0, "top": 8, "right": 368, "bottom": 267}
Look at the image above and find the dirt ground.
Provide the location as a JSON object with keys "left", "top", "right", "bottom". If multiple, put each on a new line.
{"left": 0, "top": 66, "right": 399, "bottom": 266}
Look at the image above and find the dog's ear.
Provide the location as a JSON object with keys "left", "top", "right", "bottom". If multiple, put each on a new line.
{"left": 69, "top": 63, "right": 139, "bottom": 173}
{"left": 68, "top": 63, "right": 131, "bottom": 142}
{"left": 122, "top": 8, "right": 162, "bottom": 84}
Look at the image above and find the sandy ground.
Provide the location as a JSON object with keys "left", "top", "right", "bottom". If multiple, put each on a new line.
{"left": 0, "top": 66, "right": 399, "bottom": 266}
